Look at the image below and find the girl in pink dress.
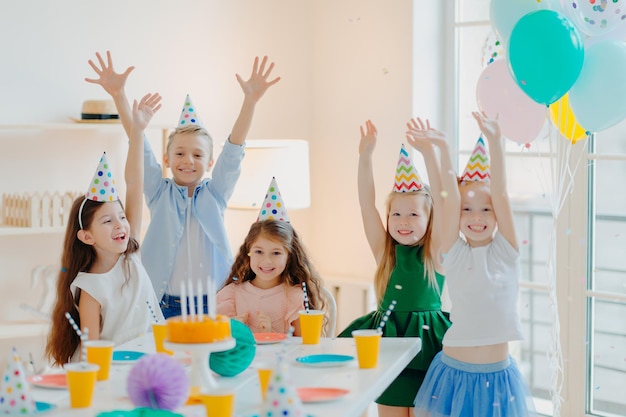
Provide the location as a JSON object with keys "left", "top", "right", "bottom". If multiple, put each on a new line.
{"left": 217, "top": 178, "right": 326, "bottom": 336}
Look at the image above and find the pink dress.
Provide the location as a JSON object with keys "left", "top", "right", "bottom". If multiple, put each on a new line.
{"left": 216, "top": 281, "right": 304, "bottom": 333}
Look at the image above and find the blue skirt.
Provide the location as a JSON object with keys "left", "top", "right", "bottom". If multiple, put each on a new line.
{"left": 414, "top": 352, "right": 537, "bottom": 417}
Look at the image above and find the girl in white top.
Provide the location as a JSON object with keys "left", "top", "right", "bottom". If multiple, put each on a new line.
{"left": 45, "top": 94, "right": 164, "bottom": 366}
{"left": 409, "top": 112, "right": 536, "bottom": 417}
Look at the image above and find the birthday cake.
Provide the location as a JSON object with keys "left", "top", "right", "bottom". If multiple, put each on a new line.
{"left": 166, "top": 315, "right": 232, "bottom": 344}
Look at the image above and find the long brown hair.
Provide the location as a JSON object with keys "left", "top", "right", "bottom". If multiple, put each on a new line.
{"left": 222, "top": 220, "right": 326, "bottom": 313}
{"left": 373, "top": 188, "right": 439, "bottom": 305}
{"left": 45, "top": 196, "right": 139, "bottom": 366}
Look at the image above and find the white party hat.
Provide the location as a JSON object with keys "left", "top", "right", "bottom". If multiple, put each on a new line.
{"left": 84, "top": 152, "right": 119, "bottom": 202}
{"left": 0, "top": 348, "right": 37, "bottom": 414}
{"left": 177, "top": 94, "right": 204, "bottom": 128}
{"left": 257, "top": 177, "right": 290, "bottom": 222}
{"left": 261, "top": 359, "right": 306, "bottom": 417}
{"left": 393, "top": 144, "right": 424, "bottom": 192}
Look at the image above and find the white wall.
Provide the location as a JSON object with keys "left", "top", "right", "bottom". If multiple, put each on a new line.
{"left": 1, "top": 0, "right": 443, "bottom": 324}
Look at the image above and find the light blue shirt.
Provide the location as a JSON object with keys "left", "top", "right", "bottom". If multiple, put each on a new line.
{"left": 141, "top": 137, "right": 245, "bottom": 299}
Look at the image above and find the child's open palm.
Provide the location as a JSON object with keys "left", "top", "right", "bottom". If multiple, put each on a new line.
{"left": 132, "top": 93, "right": 162, "bottom": 130}
{"left": 406, "top": 117, "right": 447, "bottom": 151}
{"left": 85, "top": 50, "right": 134, "bottom": 97}
{"left": 236, "top": 56, "right": 281, "bottom": 103}
{"left": 472, "top": 111, "right": 501, "bottom": 143}
{"left": 359, "top": 120, "right": 377, "bottom": 157}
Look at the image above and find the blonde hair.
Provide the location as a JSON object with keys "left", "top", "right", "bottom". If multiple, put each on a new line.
{"left": 166, "top": 125, "right": 213, "bottom": 160}
{"left": 373, "top": 188, "right": 439, "bottom": 304}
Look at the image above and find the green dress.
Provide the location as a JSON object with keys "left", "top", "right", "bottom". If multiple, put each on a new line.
{"left": 338, "top": 244, "right": 451, "bottom": 407}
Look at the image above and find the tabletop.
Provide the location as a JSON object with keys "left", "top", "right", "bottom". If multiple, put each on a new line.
{"left": 29, "top": 333, "right": 421, "bottom": 417}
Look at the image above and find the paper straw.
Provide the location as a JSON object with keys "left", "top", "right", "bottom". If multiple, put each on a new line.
{"left": 146, "top": 300, "right": 159, "bottom": 323}
{"left": 180, "top": 282, "right": 188, "bottom": 322}
{"left": 302, "top": 282, "right": 310, "bottom": 313}
{"left": 65, "top": 312, "right": 87, "bottom": 365}
{"left": 197, "top": 279, "right": 204, "bottom": 321}
{"left": 377, "top": 300, "right": 397, "bottom": 332}
{"left": 188, "top": 279, "right": 196, "bottom": 321}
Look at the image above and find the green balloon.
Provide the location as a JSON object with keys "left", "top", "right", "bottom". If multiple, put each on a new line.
{"left": 508, "top": 10, "right": 584, "bottom": 105}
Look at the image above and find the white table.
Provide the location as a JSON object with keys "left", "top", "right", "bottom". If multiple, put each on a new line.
{"left": 31, "top": 334, "right": 421, "bottom": 417}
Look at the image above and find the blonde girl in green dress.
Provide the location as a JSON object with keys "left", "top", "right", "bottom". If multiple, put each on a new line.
{"left": 338, "top": 119, "right": 451, "bottom": 417}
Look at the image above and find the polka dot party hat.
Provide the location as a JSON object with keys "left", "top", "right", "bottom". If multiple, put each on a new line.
{"left": 257, "top": 177, "right": 290, "bottom": 222}
{"left": 0, "top": 348, "right": 37, "bottom": 415}
{"left": 393, "top": 144, "right": 424, "bottom": 193}
{"left": 460, "top": 136, "right": 491, "bottom": 182}
{"left": 177, "top": 94, "right": 204, "bottom": 128}
{"left": 84, "top": 152, "right": 119, "bottom": 202}
{"left": 261, "top": 359, "right": 305, "bottom": 417}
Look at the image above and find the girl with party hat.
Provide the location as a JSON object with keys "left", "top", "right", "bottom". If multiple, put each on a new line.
{"left": 86, "top": 51, "right": 281, "bottom": 319}
{"left": 409, "top": 112, "right": 536, "bottom": 417}
{"left": 45, "top": 94, "right": 164, "bottom": 366}
{"left": 338, "top": 120, "right": 451, "bottom": 417}
{"left": 216, "top": 177, "right": 326, "bottom": 335}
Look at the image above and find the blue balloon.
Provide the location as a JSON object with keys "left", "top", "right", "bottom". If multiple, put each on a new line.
{"left": 508, "top": 10, "right": 584, "bottom": 105}
{"left": 569, "top": 40, "right": 626, "bottom": 132}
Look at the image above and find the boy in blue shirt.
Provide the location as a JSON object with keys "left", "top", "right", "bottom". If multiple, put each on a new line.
{"left": 86, "top": 51, "right": 280, "bottom": 317}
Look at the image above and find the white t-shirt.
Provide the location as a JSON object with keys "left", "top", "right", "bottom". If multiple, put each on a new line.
{"left": 71, "top": 253, "right": 164, "bottom": 346}
{"left": 442, "top": 232, "right": 525, "bottom": 347}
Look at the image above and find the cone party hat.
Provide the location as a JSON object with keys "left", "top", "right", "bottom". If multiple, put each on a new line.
{"left": 460, "top": 136, "right": 490, "bottom": 182}
{"left": 84, "top": 152, "right": 119, "bottom": 202}
{"left": 257, "top": 177, "right": 290, "bottom": 222}
{"left": 393, "top": 144, "right": 424, "bottom": 192}
{"left": 177, "top": 94, "right": 204, "bottom": 128}
{"left": 0, "top": 348, "right": 37, "bottom": 414}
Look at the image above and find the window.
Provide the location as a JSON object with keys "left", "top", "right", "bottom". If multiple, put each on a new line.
{"left": 448, "top": 1, "right": 626, "bottom": 416}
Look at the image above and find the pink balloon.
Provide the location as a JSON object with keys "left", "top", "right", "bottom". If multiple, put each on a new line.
{"left": 476, "top": 59, "right": 547, "bottom": 144}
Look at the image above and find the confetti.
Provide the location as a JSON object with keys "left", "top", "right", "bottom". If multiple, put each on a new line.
{"left": 422, "top": 325, "right": 430, "bottom": 330}
{"left": 395, "top": 285, "right": 403, "bottom": 290}
{"left": 440, "top": 191, "right": 448, "bottom": 198}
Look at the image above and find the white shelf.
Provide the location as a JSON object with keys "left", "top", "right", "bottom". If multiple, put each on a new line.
{"left": 0, "top": 226, "right": 65, "bottom": 236}
{"left": 0, "top": 322, "right": 49, "bottom": 340}
{"left": 0, "top": 122, "right": 169, "bottom": 131}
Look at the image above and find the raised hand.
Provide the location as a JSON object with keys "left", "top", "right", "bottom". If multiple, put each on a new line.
{"left": 359, "top": 120, "right": 377, "bottom": 157}
{"left": 472, "top": 111, "right": 502, "bottom": 143}
{"left": 132, "top": 93, "right": 162, "bottom": 132}
{"left": 405, "top": 117, "right": 447, "bottom": 152}
{"left": 85, "top": 50, "right": 134, "bottom": 97}
{"left": 236, "top": 56, "right": 281, "bottom": 103}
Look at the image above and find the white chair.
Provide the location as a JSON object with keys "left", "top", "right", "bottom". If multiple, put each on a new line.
{"left": 322, "top": 286, "right": 337, "bottom": 337}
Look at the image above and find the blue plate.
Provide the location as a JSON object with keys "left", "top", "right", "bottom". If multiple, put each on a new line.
{"left": 112, "top": 350, "right": 145, "bottom": 363}
{"left": 7, "top": 402, "right": 56, "bottom": 415}
{"left": 295, "top": 354, "right": 354, "bottom": 367}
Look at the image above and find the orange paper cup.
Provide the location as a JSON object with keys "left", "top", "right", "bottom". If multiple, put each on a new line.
{"left": 65, "top": 362, "right": 99, "bottom": 408}
{"left": 152, "top": 322, "right": 173, "bottom": 355}
{"left": 352, "top": 329, "right": 382, "bottom": 369}
{"left": 85, "top": 340, "right": 114, "bottom": 381}
{"left": 298, "top": 309, "right": 324, "bottom": 345}
{"left": 199, "top": 389, "right": 235, "bottom": 417}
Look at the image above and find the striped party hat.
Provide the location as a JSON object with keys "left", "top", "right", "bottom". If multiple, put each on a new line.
{"left": 177, "top": 94, "right": 204, "bottom": 128}
{"left": 393, "top": 144, "right": 424, "bottom": 193}
{"left": 257, "top": 177, "right": 290, "bottom": 222}
{"left": 84, "top": 152, "right": 119, "bottom": 202}
{"left": 460, "top": 136, "right": 490, "bottom": 182}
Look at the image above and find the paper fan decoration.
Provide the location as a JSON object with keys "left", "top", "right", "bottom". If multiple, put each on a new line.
{"left": 257, "top": 177, "right": 290, "bottom": 222}
{"left": 126, "top": 354, "right": 189, "bottom": 411}
{"left": 393, "top": 144, "right": 424, "bottom": 193}
{"left": 0, "top": 348, "right": 37, "bottom": 414}
{"left": 261, "top": 358, "right": 306, "bottom": 417}
{"left": 84, "top": 152, "right": 119, "bottom": 202}
{"left": 460, "top": 136, "right": 490, "bottom": 182}
{"left": 177, "top": 94, "right": 204, "bottom": 128}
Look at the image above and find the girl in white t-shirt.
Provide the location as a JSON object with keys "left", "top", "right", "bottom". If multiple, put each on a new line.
{"left": 45, "top": 94, "right": 164, "bottom": 366}
{"left": 409, "top": 112, "right": 537, "bottom": 417}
